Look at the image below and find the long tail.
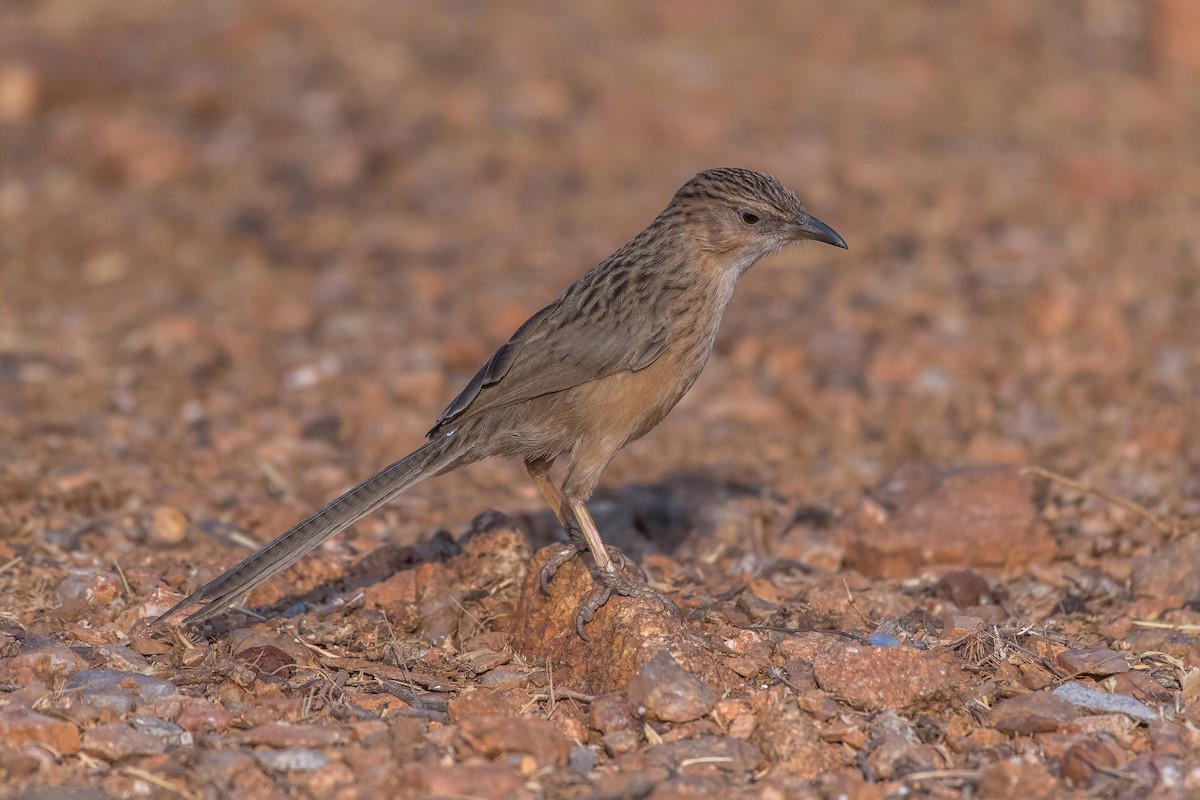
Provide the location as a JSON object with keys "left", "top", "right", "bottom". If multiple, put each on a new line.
{"left": 156, "top": 434, "right": 469, "bottom": 626}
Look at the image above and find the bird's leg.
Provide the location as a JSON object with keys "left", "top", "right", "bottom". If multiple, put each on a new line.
{"left": 563, "top": 495, "right": 613, "bottom": 573}
{"left": 526, "top": 458, "right": 633, "bottom": 593}
{"left": 525, "top": 456, "right": 575, "bottom": 534}
{"left": 564, "top": 495, "right": 675, "bottom": 637}
{"left": 525, "top": 457, "right": 588, "bottom": 593}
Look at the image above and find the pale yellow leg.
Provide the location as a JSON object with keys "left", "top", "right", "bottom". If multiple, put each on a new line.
{"left": 525, "top": 458, "right": 574, "bottom": 532}
{"left": 565, "top": 496, "right": 615, "bottom": 573}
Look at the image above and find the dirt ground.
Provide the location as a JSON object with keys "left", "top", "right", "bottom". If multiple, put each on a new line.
{"left": 2, "top": 1, "right": 1200, "bottom": 798}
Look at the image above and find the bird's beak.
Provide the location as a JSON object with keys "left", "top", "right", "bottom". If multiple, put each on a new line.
{"left": 793, "top": 212, "right": 847, "bottom": 250}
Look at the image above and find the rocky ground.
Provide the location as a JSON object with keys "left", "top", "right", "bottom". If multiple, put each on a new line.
{"left": 2, "top": 1, "right": 1200, "bottom": 798}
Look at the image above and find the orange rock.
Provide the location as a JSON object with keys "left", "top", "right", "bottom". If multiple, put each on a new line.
{"left": 0, "top": 62, "right": 37, "bottom": 120}
{"left": 589, "top": 692, "right": 635, "bottom": 734}
{"left": 0, "top": 646, "right": 87, "bottom": 688}
{"left": 447, "top": 689, "right": 515, "bottom": 721}
{"left": 812, "top": 644, "right": 964, "bottom": 712}
{"left": 457, "top": 715, "right": 571, "bottom": 767}
{"left": 363, "top": 570, "right": 419, "bottom": 608}
{"left": 81, "top": 722, "right": 165, "bottom": 761}
{"left": 1062, "top": 738, "right": 1125, "bottom": 787}
{"left": 844, "top": 464, "right": 1056, "bottom": 577}
{"left": 239, "top": 722, "right": 345, "bottom": 748}
{"left": 626, "top": 651, "right": 717, "bottom": 723}
{"left": 150, "top": 506, "right": 190, "bottom": 547}
{"left": 749, "top": 687, "right": 841, "bottom": 779}
{"left": 508, "top": 545, "right": 735, "bottom": 694}
{"left": 1153, "top": 0, "right": 1200, "bottom": 73}
{"left": 0, "top": 709, "right": 81, "bottom": 755}
{"left": 989, "top": 693, "right": 1077, "bottom": 735}
{"left": 978, "top": 756, "right": 1060, "bottom": 799}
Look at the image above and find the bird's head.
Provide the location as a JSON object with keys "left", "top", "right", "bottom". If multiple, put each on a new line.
{"left": 669, "top": 167, "right": 847, "bottom": 269}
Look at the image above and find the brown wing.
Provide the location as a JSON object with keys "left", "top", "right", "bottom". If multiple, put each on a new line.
{"left": 428, "top": 289, "right": 669, "bottom": 436}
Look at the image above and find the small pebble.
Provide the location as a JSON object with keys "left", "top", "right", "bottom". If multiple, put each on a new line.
{"left": 150, "top": 506, "right": 189, "bottom": 546}
{"left": 254, "top": 747, "right": 328, "bottom": 773}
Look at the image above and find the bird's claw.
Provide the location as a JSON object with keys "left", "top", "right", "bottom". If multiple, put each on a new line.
{"left": 575, "top": 584, "right": 611, "bottom": 639}
{"left": 538, "top": 535, "right": 633, "bottom": 594}
{"left": 537, "top": 531, "right": 674, "bottom": 637}
{"left": 539, "top": 541, "right": 584, "bottom": 595}
{"left": 573, "top": 559, "right": 680, "bottom": 637}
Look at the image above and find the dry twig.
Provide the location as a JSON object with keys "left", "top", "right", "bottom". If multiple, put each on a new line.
{"left": 1025, "top": 465, "right": 1175, "bottom": 538}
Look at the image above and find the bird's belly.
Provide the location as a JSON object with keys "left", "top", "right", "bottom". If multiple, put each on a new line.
{"left": 583, "top": 344, "right": 710, "bottom": 445}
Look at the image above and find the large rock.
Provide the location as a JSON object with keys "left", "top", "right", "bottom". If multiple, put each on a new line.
{"left": 625, "top": 651, "right": 717, "bottom": 723}
{"left": 812, "top": 643, "right": 965, "bottom": 712}
{"left": 1131, "top": 532, "right": 1200, "bottom": 602}
{"left": 0, "top": 708, "right": 81, "bottom": 755}
{"left": 508, "top": 545, "right": 734, "bottom": 695}
{"left": 843, "top": 464, "right": 1055, "bottom": 577}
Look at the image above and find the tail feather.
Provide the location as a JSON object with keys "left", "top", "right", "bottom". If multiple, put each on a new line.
{"left": 156, "top": 435, "right": 467, "bottom": 626}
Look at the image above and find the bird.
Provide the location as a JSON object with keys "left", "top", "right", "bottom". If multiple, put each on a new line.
{"left": 155, "top": 167, "right": 847, "bottom": 633}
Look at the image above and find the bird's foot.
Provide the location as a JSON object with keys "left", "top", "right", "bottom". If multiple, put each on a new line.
{"left": 539, "top": 538, "right": 583, "bottom": 595}
{"left": 575, "top": 559, "right": 680, "bottom": 639}
{"left": 539, "top": 533, "right": 642, "bottom": 594}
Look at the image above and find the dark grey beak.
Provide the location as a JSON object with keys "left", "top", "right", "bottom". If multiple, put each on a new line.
{"left": 794, "top": 212, "right": 847, "bottom": 250}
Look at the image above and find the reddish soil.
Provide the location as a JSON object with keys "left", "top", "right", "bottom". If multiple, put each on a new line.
{"left": 1, "top": 2, "right": 1199, "bottom": 798}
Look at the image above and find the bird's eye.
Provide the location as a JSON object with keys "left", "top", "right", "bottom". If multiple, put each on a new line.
{"left": 740, "top": 211, "right": 760, "bottom": 225}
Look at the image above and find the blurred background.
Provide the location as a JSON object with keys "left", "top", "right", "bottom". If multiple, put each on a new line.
{"left": 1, "top": 0, "right": 1197, "bottom": 540}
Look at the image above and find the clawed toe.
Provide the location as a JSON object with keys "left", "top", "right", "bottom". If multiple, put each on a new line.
{"left": 575, "top": 583, "right": 612, "bottom": 639}
{"left": 539, "top": 541, "right": 584, "bottom": 595}
{"left": 599, "top": 546, "right": 649, "bottom": 581}
{"left": 538, "top": 535, "right": 678, "bottom": 637}
{"left": 573, "top": 558, "right": 680, "bottom": 636}
{"left": 540, "top": 531, "right": 646, "bottom": 594}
